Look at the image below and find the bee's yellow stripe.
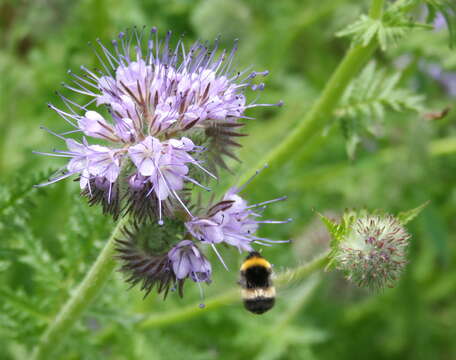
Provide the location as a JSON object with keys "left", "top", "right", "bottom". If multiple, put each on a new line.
{"left": 240, "top": 256, "right": 271, "bottom": 271}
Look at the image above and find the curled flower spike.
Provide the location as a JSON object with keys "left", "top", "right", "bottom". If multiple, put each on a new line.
{"left": 335, "top": 215, "right": 410, "bottom": 290}
{"left": 34, "top": 27, "right": 281, "bottom": 223}
{"left": 116, "top": 222, "right": 211, "bottom": 299}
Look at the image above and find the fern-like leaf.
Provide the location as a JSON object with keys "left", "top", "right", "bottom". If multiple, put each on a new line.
{"left": 335, "top": 62, "right": 424, "bottom": 158}
{"left": 397, "top": 201, "right": 430, "bottom": 225}
{"left": 336, "top": 63, "right": 424, "bottom": 119}
{"left": 0, "top": 288, "right": 48, "bottom": 345}
{"left": 337, "top": 13, "right": 430, "bottom": 51}
{"left": 0, "top": 169, "right": 53, "bottom": 222}
{"left": 317, "top": 210, "right": 356, "bottom": 270}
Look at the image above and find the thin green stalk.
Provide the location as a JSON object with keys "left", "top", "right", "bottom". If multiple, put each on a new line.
{"left": 32, "top": 216, "right": 130, "bottom": 360}
{"left": 238, "top": 0, "right": 383, "bottom": 189}
{"left": 138, "top": 290, "right": 238, "bottom": 329}
{"left": 369, "top": 0, "right": 385, "bottom": 19}
{"left": 139, "top": 251, "right": 329, "bottom": 329}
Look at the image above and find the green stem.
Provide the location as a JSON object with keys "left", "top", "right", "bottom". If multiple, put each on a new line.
{"left": 368, "top": 0, "right": 385, "bottom": 19}
{"left": 139, "top": 251, "right": 329, "bottom": 329}
{"left": 238, "top": 1, "right": 383, "bottom": 189}
{"left": 32, "top": 216, "right": 129, "bottom": 360}
{"left": 138, "top": 290, "right": 238, "bottom": 329}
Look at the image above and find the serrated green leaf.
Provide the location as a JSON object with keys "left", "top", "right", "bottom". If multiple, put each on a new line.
{"left": 317, "top": 211, "right": 355, "bottom": 270}
{"left": 346, "top": 133, "right": 361, "bottom": 161}
{"left": 0, "top": 169, "right": 53, "bottom": 221}
{"left": 335, "top": 62, "right": 425, "bottom": 158}
{"left": 336, "top": 8, "right": 430, "bottom": 51}
{"left": 397, "top": 201, "right": 430, "bottom": 224}
{"left": 317, "top": 212, "right": 343, "bottom": 245}
{"left": 0, "top": 288, "right": 49, "bottom": 322}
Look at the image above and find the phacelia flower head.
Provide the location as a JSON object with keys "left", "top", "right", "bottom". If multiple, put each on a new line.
{"left": 35, "top": 27, "right": 282, "bottom": 223}
{"left": 335, "top": 214, "right": 410, "bottom": 290}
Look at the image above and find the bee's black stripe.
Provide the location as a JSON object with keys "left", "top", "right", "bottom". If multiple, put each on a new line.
{"left": 243, "top": 297, "right": 275, "bottom": 314}
{"left": 241, "top": 265, "right": 272, "bottom": 289}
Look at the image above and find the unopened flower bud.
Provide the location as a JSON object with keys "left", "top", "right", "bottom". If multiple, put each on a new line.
{"left": 335, "top": 214, "right": 410, "bottom": 290}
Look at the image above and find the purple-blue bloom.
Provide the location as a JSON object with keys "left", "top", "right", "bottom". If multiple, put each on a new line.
{"left": 35, "top": 27, "right": 280, "bottom": 222}
{"left": 186, "top": 186, "right": 291, "bottom": 268}
{"left": 434, "top": 12, "right": 447, "bottom": 31}
{"left": 168, "top": 240, "right": 212, "bottom": 283}
{"left": 127, "top": 136, "right": 208, "bottom": 223}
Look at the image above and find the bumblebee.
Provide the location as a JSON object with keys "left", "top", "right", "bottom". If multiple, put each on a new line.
{"left": 239, "top": 251, "right": 276, "bottom": 314}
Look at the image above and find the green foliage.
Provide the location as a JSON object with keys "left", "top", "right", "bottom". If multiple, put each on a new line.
{"left": 191, "top": 0, "right": 252, "bottom": 41}
{"left": 336, "top": 0, "right": 432, "bottom": 52}
{"left": 238, "top": 279, "right": 328, "bottom": 360}
{"left": 317, "top": 210, "right": 356, "bottom": 270}
{"left": 337, "top": 63, "right": 424, "bottom": 119}
{"left": 0, "top": 172, "right": 119, "bottom": 354}
{"left": 397, "top": 201, "right": 430, "bottom": 224}
{"left": 336, "top": 14, "right": 424, "bottom": 51}
{"left": 425, "top": 0, "right": 456, "bottom": 46}
{"left": 336, "top": 62, "right": 424, "bottom": 158}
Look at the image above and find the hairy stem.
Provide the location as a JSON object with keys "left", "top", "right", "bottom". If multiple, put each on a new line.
{"left": 32, "top": 216, "right": 129, "bottom": 360}
{"left": 369, "top": 0, "right": 385, "bottom": 19}
{"left": 138, "top": 251, "right": 329, "bottom": 329}
{"left": 238, "top": 0, "right": 383, "bottom": 188}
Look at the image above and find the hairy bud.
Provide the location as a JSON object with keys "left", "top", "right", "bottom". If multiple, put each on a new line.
{"left": 335, "top": 214, "right": 410, "bottom": 290}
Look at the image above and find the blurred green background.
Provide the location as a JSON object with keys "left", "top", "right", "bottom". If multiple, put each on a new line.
{"left": 1, "top": 0, "right": 456, "bottom": 359}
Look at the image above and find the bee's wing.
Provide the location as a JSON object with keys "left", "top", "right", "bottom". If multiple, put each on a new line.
{"left": 270, "top": 266, "right": 306, "bottom": 298}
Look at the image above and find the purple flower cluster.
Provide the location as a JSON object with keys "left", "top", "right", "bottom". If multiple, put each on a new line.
{"left": 168, "top": 240, "right": 212, "bottom": 283}
{"left": 37, "top": 29, "right": 280, "bottom": 218}
{"left": 115, "top": 180, "right": 290, "bottom": 300}
{"left": 37, "top": 28, "right": 288, "bottom": 300}
{"left": 186, "top": 187, "right": 291, "bottom": 268}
